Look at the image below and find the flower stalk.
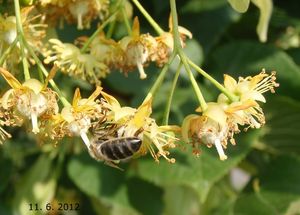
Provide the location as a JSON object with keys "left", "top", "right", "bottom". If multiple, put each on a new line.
{"left": 131, "top": 0, "right": 164, "bottom": 35}
{"left": 163, "top": 62, "right": 182, "bottom": 125}
{"left": 14, "top": 0, "right": 30, "bottom": 80}
{"left": 80, "top": 11, "right": 119, "bottom": 53}
{"left": 148, "top": 52, "right": 176, "bottom": 98}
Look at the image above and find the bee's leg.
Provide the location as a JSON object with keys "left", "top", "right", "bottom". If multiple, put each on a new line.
{"left": 104, "top": 161, "right": 124, "bottom": 171}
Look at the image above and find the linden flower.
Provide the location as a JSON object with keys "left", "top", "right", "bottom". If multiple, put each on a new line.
{"left": 119, "top": 17, "right": 158, "bottom": 79}
{"left": 218, "top": 70, "right": 279, "bottom": 129}
{"left": 0, "top": 68, "right": 58, "bottom": 134}
{"left": 155, "top": 16, "right": 192, "bottom": 66}
{"left": 0, "top": 6, "right": 46, "bottom": 67}
{"left": 101, "top": 92, "right": 179, "bottom": 163}
{"left": 182, "top": 103, "right": 236, "bottom": 161}
{"left": 44, "top": 39, "right": 109, "bottom": 84}
{"left": 90, "top": 33, "right": 124, "bottom": 68}
{"left": 53, "top": 86, "right": 103, "bottom": 148}
{"left": 39, "top": 0, "right": 110, "bottom": 29}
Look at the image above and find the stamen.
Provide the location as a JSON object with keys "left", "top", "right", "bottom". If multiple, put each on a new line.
{"left": 0, "top": 127, "right": 11, "bottom": 144}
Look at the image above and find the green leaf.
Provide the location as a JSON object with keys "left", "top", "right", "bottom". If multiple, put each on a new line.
{"left": 211, "top": 41, "right": 300, "bottom": 99}
{"left": 234, "top": 155, "right": 300, "bottom": 214}
{"left": 228, "top": 0, "right": 250, "bottom": 13}
{"left": 261, "top": 96, "right": 300, "bottom": 154}
{"left": 131, "top": 131, "right": 260, "bottom": 203}
{"left": 67, "top": 154, "right": 164, "bottom": 215}
{"left": 12, "top": 154, "right": 57, "bottom": 215}
{"left": 181, "top": 4, "right": 240, "bottom": 54}
{"left": 0, "top": 157, "right": 12, "bottom": 194}
{"left": 251, "top": 0, "right": 273, "bottom": 42}
{"left": 182, "top": 0, "right": 228, "bottom": 13}
{"left": 170, "top": 39, "right": 204, "bottom": 80}
{"left": 163, "top": 185, "right": 200, "bottom": 215}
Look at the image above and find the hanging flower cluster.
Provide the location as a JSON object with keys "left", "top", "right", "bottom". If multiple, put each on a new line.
{"left": 0, "top": 0, "right": 280, "bottom": 167}
{"left": 0, "top": 6, "right": 47, "bottom": 70}
{"left": 38, "top": 0, "right": 110, "bottom": 29}
{"left": 43, "top": 17, "right": 192, "bottom": 84}
{"left": 182, "top": 70, "right": 279, "bottom": 160}
{"left": 0, "top": 68, "right": 179, "bottom": 164}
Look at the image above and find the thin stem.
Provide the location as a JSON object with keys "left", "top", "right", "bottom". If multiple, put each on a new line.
{"left": 131, "top": 0, "right": 164, "bottom": 35}
{"left": 20, "top": 37, "right": 30, "bottom": 80}
{"left": 163, "top": 62, "right": 182, "bottom": 125}
{"left": 0, "top": 39, "right": 17, "bottom": 66}
{"left": 14, "top": 0, "right": 30, "bottom": 80}
{"left": 122, "top": 7, "right": 132, "bottom": 35}
{"left": 80, "top": 12, "right": 118, "bottom": 53}
{"left": 181, "top": 53, "right": 207, "bottom": 110}
{"left": 170, "top": 0, "right": 207, "bottom": 110}
{"left": 188, "top": 59, "right": 239, "bottom": 102}
{"left": 22, "top": 39, "right": 71, "bottom": 107}
{"left": 169, "top": 0, "right": 181, "bottom": 50}
{"left": 106, "top": 20, "right": 116, "bottom": 38}
{"left": 13, "top": 0, "right": 23, "bottom": 35}
{"left": 148, "top": 52, "right": 176, "bottom": 97}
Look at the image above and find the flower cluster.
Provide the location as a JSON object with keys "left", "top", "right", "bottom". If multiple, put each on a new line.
{"left": 38, "top": 0, "right": 110, "bottom": 29}
{"left": 44, "top": 17, "right": 192, "bottom": 84}
{"left": 182, "top": 70, "right": 279, "bottom": 160}
{"left": 0, "top": 6, "right": 47, "bottom": 70}
{"left": 0, "top": 0, "right": 280, "bottom": 167}
{"left": 0, "top": 68, "right": 178, "bottom": 164}
{"left": 0, "top": 68, "right": 58, "bottom": 134}
{"left": 99, "top": 92, "right": 179, "bottom": 163}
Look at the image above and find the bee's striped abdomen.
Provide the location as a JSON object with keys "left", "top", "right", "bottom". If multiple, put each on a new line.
{"left": 97, "top": 137, "right": 142, "bottom": 161}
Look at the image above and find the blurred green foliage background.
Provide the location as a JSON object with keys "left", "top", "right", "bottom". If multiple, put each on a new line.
{"left": 1, "top": 0, "right": 300, "bottom": 214}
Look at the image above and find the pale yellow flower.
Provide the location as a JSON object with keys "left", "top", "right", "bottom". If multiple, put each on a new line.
{"left": 101, "top": 92, "right": 179, "bottom": 163}
{"left": 219, "top": 70, "right": 279, "bottom": 129}
{"left": 182, "top": 103, "right": 235, "bottom": 161}
{"left": 38, "top": 0, "right": 110, "bottom": 29}
{"left": 44, "top": 39, "right": 109, "bottom": 84}
{"left": 0, "top": 68, "right": 58, "bottom": 134}
{"left": 52, "top": 86, "right": 103, "bottom": 148}
{"left": 119, "top": 17, "right": 158, "bottom": 79}
{"left": 90, "top": 33, "right": 124, "bottom": 68}
{"left": 0, "top": 6, "right": 46, "bottom": 69}
{"left": 155, "top": 15, "right": 192, "bottom": 66}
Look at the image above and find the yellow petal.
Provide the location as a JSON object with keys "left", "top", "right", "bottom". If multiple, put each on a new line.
{"left": 86, "top": 86, "right": 102, "bottom": 104}
{"left": 132, "top": 97, "right": 152, "bottom": 128}
{"left": 225, "top": 100, "right": 257, "bottom": 113}
{"left": 178, "top": 26, "right": 193, "bottom": 39}
{"left": 132, "top": 95, "right": 153, "bottom": 127}
{"left": 0, "top": 68, "right": 22, "bottom": 89}
{"left": 101, "top": 91, "right": 121, "bottom": 109}
{"left": 132, "top": 16, "right": 140, "bottom": 38}
{"left": 159, "top": 125, "right": 181, "bottom": 133}
{"left": 44, "top": 65, "right": 58, "bottom": 89}
{"left": 22, "top": 79, "right": 43, "bottom": 94}
{"left": 224, "top": 74, "right": 237, "bottom": 92}
{"left": 203, "top": 103, "right": 227, "bottom": 128}
{"left": 72, "top": 88, "right": 81, "bottom": 107}
{"left": 114, "top": 107, "right": 135, "bottom": 121}
{"left": 1, "top": 89, "right": 15, "bottom": 109}
{"left": 181, "top": 114, "right": 199, "bottom": 143}
{"left": 61, "top": 107, "right": 75, "bottom": 122}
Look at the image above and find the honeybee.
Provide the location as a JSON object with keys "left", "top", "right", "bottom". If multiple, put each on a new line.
{"left": 90, "top": 136, "right": 142, "bottom": 161}
{"left": 88, "top": 122, "right": 143, "bottom": 168}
